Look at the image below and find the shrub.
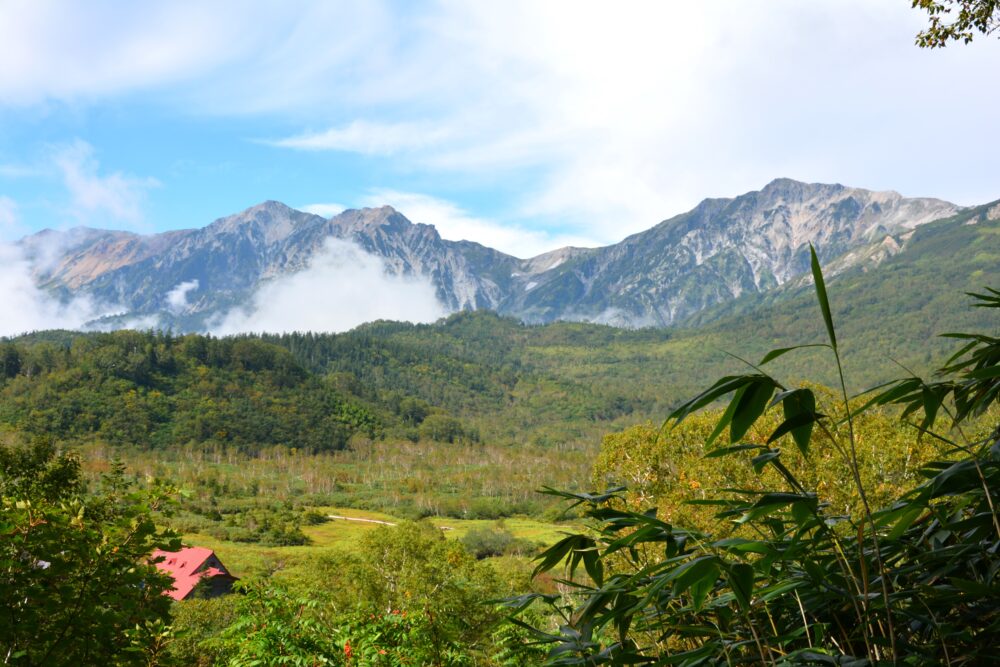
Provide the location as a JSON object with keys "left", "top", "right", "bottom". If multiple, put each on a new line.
{"left": 462, "top": 525, "right": 538, "bottom": 559}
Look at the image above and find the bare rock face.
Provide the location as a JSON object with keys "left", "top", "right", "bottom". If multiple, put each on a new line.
{"left": 19, "top": 179, "right": 964, "bottom": 331}
{"left": 495, "top": 179, "right": 958, "bottom": 326}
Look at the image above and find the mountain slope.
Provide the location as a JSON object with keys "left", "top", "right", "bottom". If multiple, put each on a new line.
{"left": 19, "top": 179, "right": 965, "bottom": 331}
{"left": 498, "top": 178, "right": 957, "bottom": 325}
{"left": 680, "top": 199, "right": 1000, "bottom": 385}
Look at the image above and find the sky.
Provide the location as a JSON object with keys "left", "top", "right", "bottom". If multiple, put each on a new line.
{"left": 1, "top": 0, "right": 999, "bottom": 259}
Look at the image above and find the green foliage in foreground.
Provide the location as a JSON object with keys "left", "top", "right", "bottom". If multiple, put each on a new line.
{"left": 0, "top": 443, "right": 180, "bottom": 666}
{"left": 509, "top": 260, "right": 1000, "bottom": 664}
{"left": 913, "top": 0, "right": 1000, "bottom": 48}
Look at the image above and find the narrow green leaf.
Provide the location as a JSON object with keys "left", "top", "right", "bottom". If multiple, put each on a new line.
{"left": 809, "top": 245, "right": 837, "bottom": 350}
{"left": 887, "top": 506, "right": 924, "bottom": 540}
{"left": 759, "top": 344, "right": 828, "bottom": 365}
{"left": 582, "top": 548, "right": 604, "bottom": 587}
{"left": 666, "top": 376, "right": 750, "bottom": 425}
{"left": 704, "top": 444, "right": 763, "bottom": 459}
{"left": 689, "top": 575, "right": 715, "bottom": 611}
{"left": 751, "top": 450, "right": 781, "bottom": 474}
{"left": 951, "top": 577, "right": 998, "bottom": 597}
{"left": 672, "top": 557, "right": 720, "bottom": 608}
{"left": 965, "top": 366, "right": 1000, "bottom": 379}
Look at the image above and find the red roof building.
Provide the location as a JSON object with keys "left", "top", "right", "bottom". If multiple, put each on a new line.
{"left": 151, "top": 546, "right": 238, "bottom": 601}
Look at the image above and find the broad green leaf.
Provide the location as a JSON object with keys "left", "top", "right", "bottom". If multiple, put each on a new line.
{"left": 705, "top": 385, "right": 743, "bottom": 447}
{"left": 729, "top": 378, "right": 775, "bottom": 442}
{"left": 728, "top": 563, "right": 754, "bottom": 612}
{"left": 773, "top": 389, "right": 818, "bottom": 455}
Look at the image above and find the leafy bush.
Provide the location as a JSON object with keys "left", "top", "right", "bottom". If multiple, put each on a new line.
{"left": 0, "top": 445, "right": 181, "bottom": 665}
{"left": 212, "top": 581, "right": 342, "bottom": 666}
{"left": 462, "top": 525, "right": 538, "bottom": 559}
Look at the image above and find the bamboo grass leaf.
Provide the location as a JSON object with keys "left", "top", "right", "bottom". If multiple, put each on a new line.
{"left": 809, "top": 245, "right": 837, "bottom": 350}
{"left": 729, "top": 378, "right": 775, "bottom": 443}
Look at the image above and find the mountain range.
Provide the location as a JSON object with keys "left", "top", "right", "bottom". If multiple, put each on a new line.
{"left": 17, "top": 178, "right": 996, "bottom": 332}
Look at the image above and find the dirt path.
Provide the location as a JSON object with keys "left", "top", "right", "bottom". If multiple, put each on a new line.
{"left": 326, "top": 515, "right": 452, "bottom": 530}
{"left": 327, "top": 514, "right": 396, "bottom": 526}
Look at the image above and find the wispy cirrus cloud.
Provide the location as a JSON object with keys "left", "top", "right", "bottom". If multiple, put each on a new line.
{"left": 0, "top": 1, "right": 260, "bottom": 106}
{"left": 269, "top": 120, "right": 452, "bottom": 155}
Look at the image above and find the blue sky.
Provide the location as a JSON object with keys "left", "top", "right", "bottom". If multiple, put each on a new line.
{"left": 1, "top": 1, "right": 999, "bottom": 257}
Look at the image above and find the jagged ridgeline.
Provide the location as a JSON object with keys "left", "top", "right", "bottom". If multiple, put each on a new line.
{"left": 5, "top": 187, "right": 997, "bottom": 455}
{"left": 18, "top": 178, "right": 991, "bottom": 332}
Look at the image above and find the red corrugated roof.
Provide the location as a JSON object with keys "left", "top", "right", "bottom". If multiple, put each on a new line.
{"left": 151, "top": 546, "right": 236, "bottom": 600}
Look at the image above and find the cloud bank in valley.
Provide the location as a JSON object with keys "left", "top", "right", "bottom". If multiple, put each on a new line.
{"left": 0, "top": 241, "right": 107, "bottom": 337}
{"left": 0, "top": 198, "right": 133, "bottom": 337}
{"left": 211, "top": 238, "right": 446, "bottom": 335}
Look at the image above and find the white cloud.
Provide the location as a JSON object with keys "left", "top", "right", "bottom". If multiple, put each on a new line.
{"left": 53, "top": 140, "right": 158, "bottom": 225}
{"left": 0, "top": 241, "right": 108, "bottom": 337}
{"left": 212, "top": 238, "right": 445, "bottom": 334}
{"left": 0, "top": 211, "right": 129, "bottom": 335}
{"left": 0, "top": 2, "right": 396, "bottom": 111}
{"left": 361, "top": 189, "right": 595, "bottom": 258}
{"left": 252, "top": 1, "right": 999, "bottom": 242}
{"left": 300, "top": 203, "right": 346, "bottom": 218}
{"left": 270, "top": 120, "right": 452, "bottom": 155}
{"left": 165, "top": 279, "right": 199, "bottom": 313}
{"left": 0, "top": 1, "right": 262, "bottom": 106}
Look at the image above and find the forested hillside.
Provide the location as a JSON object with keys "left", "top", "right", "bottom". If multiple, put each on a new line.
{"left": 0, "top": 332, "right": 377, "bottom": 453}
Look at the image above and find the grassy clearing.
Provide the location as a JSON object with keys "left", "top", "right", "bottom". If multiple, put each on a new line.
{"left": 181, "top": 506, "right": 572, "bottom": 579}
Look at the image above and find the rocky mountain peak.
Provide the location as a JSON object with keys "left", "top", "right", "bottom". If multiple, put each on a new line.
{"left": 329, "top": 206, "right": 413, "bottom": 233}
{"left": 203, "top": 201, "right": 323, "bottom": 245}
